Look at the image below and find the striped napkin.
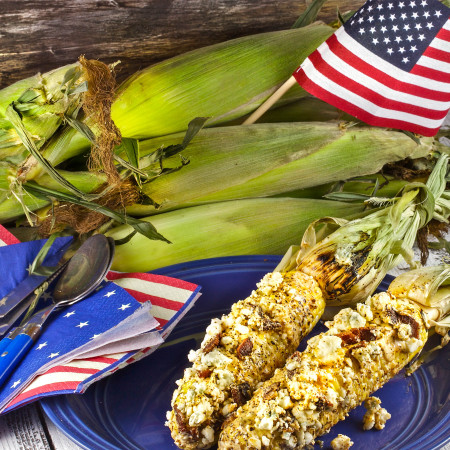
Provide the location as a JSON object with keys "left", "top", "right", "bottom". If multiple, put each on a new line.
{"left": 0, "top": 227, "right": 201, "bottom": 413}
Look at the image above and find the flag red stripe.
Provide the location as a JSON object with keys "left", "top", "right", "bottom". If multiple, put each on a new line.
{"left": 437, "top": 28, "right": 450, "bottom": 41}
{"left": 411, "top": 63, "right": 450, "bottom": 83}
{"left": 107, "top": 271, "right": 197, "bottom": 292}
{"left": 44, "top": 366, "right": 101, "bottom": 375}
{"left": 423, "top": 46, "right": 450, "bottom": 63}
{"left": 306, "top": 49, "right": 447, "bottom": 120}
{"left": 122, "top": 287, "right": 184, "bottom": 310}
{"left": 294, "top": 68, "right": 439, "bottom": 136}
{"left": 326, "top": 33, "right": 450, "bottom": 102}
{"left": 0, "top": 226, "right": 20, "bottom": 245}
{"left": 82, "top": 356, "right": 120, "bottom": 364}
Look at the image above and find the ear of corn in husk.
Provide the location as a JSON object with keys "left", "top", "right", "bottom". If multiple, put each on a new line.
{"left": 122, "top": 122, "right": 435, "bottom": 216}
{"left": 106, "top": 197, "right": 367, "bottom": 272}
{"left": 107, "top": 155, "right": 448, "bottom": 274}
{"left": 111, "top": 23, "right": 334, "bottom": 139}
{"left": 0, "top": 64, "right": 86, "bottom": 166}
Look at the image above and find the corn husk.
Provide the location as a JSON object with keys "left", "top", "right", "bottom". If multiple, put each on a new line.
{"left": 124, "top": 122, "right": 435, "bottom": 216}
{"left": 389, "top": 264, "right": 450, "bottom": 327}
{"left": 112, "top": 24, "right": 334, "bottom": 139}
{"left": 277, "top": 154, "right": 450, "bottom": 305}
{"left": 107, "top": 197, "right": 366, "bottom": 272}
{"left": 0, "top": 64, "right": 86, "bottom": 162}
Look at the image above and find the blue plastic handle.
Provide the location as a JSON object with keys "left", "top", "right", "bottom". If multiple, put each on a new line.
{"left": 0, "top": 333, "right": 34, "bottom": 388}
{"left": 0, "top": 335, "right": 13, "bottom": 358}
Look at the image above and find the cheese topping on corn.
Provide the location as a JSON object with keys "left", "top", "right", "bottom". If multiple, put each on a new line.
{"left": 331, "top": 434, "right": 354, "bottom": 450}
{"left": 218, "top": 291, "right": 427, "bottom": 450}
{"left": 362, "top": 396, "right": 391, "bottom": 430}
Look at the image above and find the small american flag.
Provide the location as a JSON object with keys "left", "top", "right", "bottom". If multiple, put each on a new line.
{"left": 0, "top": 226, "right": 201, "bottom": 413}
{"left": 293, "top": 0, "right": 450, "bottom": 136}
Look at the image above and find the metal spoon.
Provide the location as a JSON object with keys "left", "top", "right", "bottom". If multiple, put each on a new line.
{"left": 0, "top": 234, "right": 114, "bottom": 387}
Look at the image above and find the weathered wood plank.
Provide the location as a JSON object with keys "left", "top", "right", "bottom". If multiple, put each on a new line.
{"left": 0, "top": 0, "right": 364, "bottom": 88}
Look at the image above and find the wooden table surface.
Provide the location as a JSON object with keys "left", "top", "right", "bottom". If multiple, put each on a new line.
{"left": 0, "top": 0, "right": 365, "bottom": 89}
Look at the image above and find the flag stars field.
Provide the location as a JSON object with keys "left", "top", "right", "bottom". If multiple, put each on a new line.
{"left": 10, "top": 380, "right": 20, "bottom": 389}
{"left": 48, "top": 352, "right": 59, "bottom": 359}
{"left": 292, "top": 0, "right": 450, "bottom": 136}
{"left": 119, "top": 304, "right": 131, "bottom": 311}
{"left": 104, "top": 290, "right": 116, "bottom": 298}
{"left": 76, "top": 321, "right": 89, "bottom": 328}
{"left": 36, "top": 342, "right": 47, "bottom": 350}
{"left": 64, "top": 311, "right": 75, "bottom": 318}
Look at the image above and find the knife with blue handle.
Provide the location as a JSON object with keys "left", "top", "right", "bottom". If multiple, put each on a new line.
{"left": 0, "top": 320, "right": 43, "bottom": 387}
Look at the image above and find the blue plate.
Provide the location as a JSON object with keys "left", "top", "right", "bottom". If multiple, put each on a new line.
{"left": 41, "top": 255, "right": 450, "bottom": 450}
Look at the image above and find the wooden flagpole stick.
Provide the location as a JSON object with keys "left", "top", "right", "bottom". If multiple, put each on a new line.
{"left": 243, "top": 75, "right": 297, "bottom": 125}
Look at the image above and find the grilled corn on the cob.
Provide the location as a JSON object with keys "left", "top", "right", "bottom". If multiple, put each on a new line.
{"left": 218, "top": 264, "right": 450, "bottom": 449}
{"left": 218, "top": 286, "right": 428, "bottom": 449}
{"left": 167, "top": 271, "right": 325, "bottom": 449}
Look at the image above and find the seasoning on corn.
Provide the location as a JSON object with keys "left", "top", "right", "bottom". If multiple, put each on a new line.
{"left": 166, "top": 156, "right": 449, "bottom": 449}
{"left": 218, "top": 264, "right": 450, "bottom": 449}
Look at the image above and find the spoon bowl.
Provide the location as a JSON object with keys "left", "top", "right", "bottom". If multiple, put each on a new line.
{"left": 53, "top": 234, "right": 114, "bottom": 304}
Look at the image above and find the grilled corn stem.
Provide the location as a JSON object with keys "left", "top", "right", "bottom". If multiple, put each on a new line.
{"left": 218, "top": 285, "right": 429, "bottom": 449}
{"left": 167, "top": 271, "right": 325, "bottom": 449}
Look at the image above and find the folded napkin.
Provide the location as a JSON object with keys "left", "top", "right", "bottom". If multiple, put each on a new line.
{"left": 0, "top": 228, "right": 201, "bottom": 413}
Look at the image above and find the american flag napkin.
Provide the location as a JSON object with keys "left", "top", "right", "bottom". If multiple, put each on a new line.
{"left": 0, "top": 227, "right": 201, "bottom": 413}
{"left": 293, "top": 0, "right": 450, "bottom": 136}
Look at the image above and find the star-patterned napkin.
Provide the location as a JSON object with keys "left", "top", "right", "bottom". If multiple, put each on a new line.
{"left": 0, "top": 229, "right": 201, "bottom": 413}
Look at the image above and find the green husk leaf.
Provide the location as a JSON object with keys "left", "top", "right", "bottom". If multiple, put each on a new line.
{"left": 428, "top": 238, "right": 450, "bottom": 254}
{"left": 324, "top": 192, "right": 373, "bottom": 202}
{"left": 23, "top": 181, "right": 169, "bottom": 243}
{"left": 118, "top": 138, "right": 140, "bottom": 170}
{"left": 27, "top": 233, "right": 67, "bottom": 277}
{"left": 65, "top": 115, "right": 96, "bottom": 144}
{"left": 338, "top": 9, "right": 358, "bottom": 24}
{"left": 114, "top": 230, "right": 138, "bottom": 246}
{"left": 6, "top": 105, "right": 100, "bottom": 201}
{"left": 68, "top": 81, "right": 89, "bottom": 96}
{"left": 401, "top": 130, "right": 422, "bottom": 145}
{"left": 292, "top": 0, "right": 328, "bottom": 28}
{"left": 158, "top": 117, "right": 209, "bottom": 159}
